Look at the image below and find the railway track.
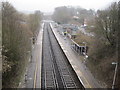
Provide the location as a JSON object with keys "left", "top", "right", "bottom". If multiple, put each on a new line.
{"left": 41, "top": 23, "right": 84, "bottom": 89}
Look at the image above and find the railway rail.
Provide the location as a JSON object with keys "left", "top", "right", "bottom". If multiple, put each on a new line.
{"left": 41, "top": 23, "right": 85, "bottom": 89}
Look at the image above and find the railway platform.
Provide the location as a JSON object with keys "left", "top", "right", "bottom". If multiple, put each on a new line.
{"left": 50, "top": 23, "right": 102, "bottom": 88}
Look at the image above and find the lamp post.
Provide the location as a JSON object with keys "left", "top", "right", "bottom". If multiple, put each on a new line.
{"left": 29, "top": 37, "right": 33, "bottom": 62}
{"left": 112, "top": 62, "right": 118, "bottom": 89}
{"left": 82, "top": 42, "right": 88, "bottom": 64}
{"left": 83, "top": 42, "right": 87, "bottom": 55}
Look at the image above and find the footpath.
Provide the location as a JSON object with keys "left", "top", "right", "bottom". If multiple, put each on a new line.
{"left": 19, "top": 23, "right": 44, "bottom": 88}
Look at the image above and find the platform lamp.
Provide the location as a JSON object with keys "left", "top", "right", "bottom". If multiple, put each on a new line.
{"left": 111, "top": 62, "right": 118, "bottom": 89}
{"left": 82, "top": 42, "right": 86, "bottom": 55}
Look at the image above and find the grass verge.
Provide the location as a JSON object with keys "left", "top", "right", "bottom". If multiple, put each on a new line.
{"left": 75, "top": 31, "right": 117, "bottom": 88}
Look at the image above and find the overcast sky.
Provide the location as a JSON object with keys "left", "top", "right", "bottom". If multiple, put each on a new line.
{"left": 4, "top": 0, "right": 118, "bottom": 13}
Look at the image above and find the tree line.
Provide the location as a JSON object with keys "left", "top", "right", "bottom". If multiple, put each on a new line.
{"left": 90, "top": 2, "right": 120, "bottom": 88}
{"left": 52, "top": 6, "right": 95, "bottom": 25}
{"left": 2, "top": 2, "right": 42, "bottom": 88}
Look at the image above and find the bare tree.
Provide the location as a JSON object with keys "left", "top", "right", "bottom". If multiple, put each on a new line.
{"left": 2, "top": 2, "right": 42, "bottom": 88}
{"left": 95, "top": 2, "right": 118, "bottom": 46}
{"left": 28, "top": 10, "right": 42, "bottom": 37}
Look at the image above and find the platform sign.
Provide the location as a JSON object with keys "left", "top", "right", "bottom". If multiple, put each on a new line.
{"left": 64, "top": 31, "right": 67, "bottom": 36}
